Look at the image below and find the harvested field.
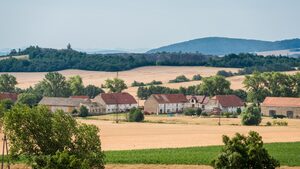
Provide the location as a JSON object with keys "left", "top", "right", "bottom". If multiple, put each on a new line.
{"left": 77, "top": 117, "right": 300, "bottom": 151}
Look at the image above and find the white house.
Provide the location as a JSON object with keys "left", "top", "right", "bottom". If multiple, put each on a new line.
{"left": 186, "top": 95, "right": 209, "bottom": 109}
{"left": 205, "top": 95, "right": 244, "bottom": 114}
{"left": 144, "top": 94, "right": 188, "bottom": 114}
{"left": 93, "top": 92, "right": 138, "bottom": 113}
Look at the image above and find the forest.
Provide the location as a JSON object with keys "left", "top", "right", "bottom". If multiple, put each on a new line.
{"left": 0, "top": 46, "right": 299, "bottom": 73}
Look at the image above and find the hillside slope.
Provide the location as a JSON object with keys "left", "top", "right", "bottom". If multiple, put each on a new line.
{"left": 147, "top": 37, "right": 300, "bottom": 55}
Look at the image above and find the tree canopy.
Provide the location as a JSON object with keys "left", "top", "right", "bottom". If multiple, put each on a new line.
{"left": 0, "top": 74, "right": 17, "bottom": 92}
{"left": 105, "top": 78, "right": 127, "bottom": 93}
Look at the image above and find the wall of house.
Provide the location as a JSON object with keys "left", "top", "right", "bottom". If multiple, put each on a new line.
{"left": 144, "top": 97, "right": 159, "bottom": 114}
{"left": 50, "top": 105, "right": 77, "bottom": 113}
{"left": 222, "top": 106, "right": 243, "bottom": 113}
{"left": 261, "top": 106, "right": 300, "bottom": 118}
{"left": 204, "top": 99, "right": 219, "bottom": 112}
{"left": 106, "top": 104, "right": 138, "bottom": 113}
{"left": 158, "top": 103, "right": 186, "bottom": 114}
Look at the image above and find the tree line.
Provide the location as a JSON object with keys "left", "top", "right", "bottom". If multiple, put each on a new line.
{"left": 0, "top": 46, "right": 299, "bottom": 73}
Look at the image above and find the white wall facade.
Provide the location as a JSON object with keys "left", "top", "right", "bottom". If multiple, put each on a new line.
{"left": 105, "top": 103, "right": 138, "bottom": 113}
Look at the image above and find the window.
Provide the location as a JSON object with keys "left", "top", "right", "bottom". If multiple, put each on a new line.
{"left": 287, "top": 111, "right": 294, "bottom": 118}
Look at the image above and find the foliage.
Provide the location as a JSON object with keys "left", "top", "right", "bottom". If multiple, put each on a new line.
{"left": 38, "top": 72, "right": 71, "bottom": 97}
{"left": 216, "top": 70, "right": 234, "bottom": 77}
{"left": 192, "top": 74, "right": 202, "bottom": 81}
{"left": 131, "top": 81, "right": 145, "bottom": 87}
{"left": 272, "top": 121, "right": 288, "bottom": 126}
{"left": 79, "top": 106, "right": 89, "bottom": 117}
{"left": 3, "top": 104, "right": 105, "bottom": 168}
{"left": 105, "top": 78, "right": 127, "bottom": 93}
{"left": 17, "top": 93, "right": 39, "bottom": 107}
{"left": 83, "top": 85, "right": 104, "bottom": 98}
{"left": 243, "top": 71, "right": 300, "bottom": 103}
{"left": 147, "top": 80, "right": 162, "bottom": 85}
{"left": 241, "top": 105, "right": 262, "bottom": 126}
{"left": 236, "top": 107, "right": 242, "bottom": 115}
{"left": 231, "top": 89, "right": 247, "bottom": 101}
{"left": 211, "top": 131, "right": 280, "bottom": 169}
{"left": 169, "top": 75, "right": 190, "bottom": 83}
{"left": 183, "top": 108, "right": 196, "bottom": 116}
{"left": 128, "top": 108, "right": 144, "bottom": 122}
{"left": 199, "top": 75, "right": 231, "bottom": 96}
{"left": 68, "top": 75, "right": 84, "bottom": 96}
{"left": 266, "top": 121, "right": 272, "bottom": 126}
{"left": 0, "top": 74, "right": 17, "bottom": 92}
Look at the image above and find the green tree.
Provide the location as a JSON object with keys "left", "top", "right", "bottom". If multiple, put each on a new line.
{"left": 199, "top": 75, "right": 231, "bottom": 96}
{"left": 105, "top": 78, "right": 127, "bottom": 93}
{"left": 83, "top": 85, "right": 104, "bottom": 98}
{"left": 192, "top": 74, "right": 202, "bottom": 81}
{"left": 0, "top": 74, "right": 17, "bottom": 92}
{"left": 128, "top": 108, "right": 144, "bottom": 122}
{"left": 39, "top": 72, "right": 71, "bottom": 97}
{"left": 17, "top": 93, "right": 39, "bottom": 107}
{"left": 241, "top": 105, "right": 262, "bottom": 126}
{"left": 79, "top": 106, "right": 89, "bottom": 117}
{"left": 68, "top": 75, "right": 84, "bottom": 96}
{"left": 212, "top": 131, "right": 280, "bottom": 169}
{"left": 3, "top": 104, "right": 104, "bottom": 168}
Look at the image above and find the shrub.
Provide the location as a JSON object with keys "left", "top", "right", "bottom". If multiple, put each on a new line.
{"left": 201, "top": 112, "right": 208, "bottom": 117}
{"left": 223, "top": 112, "right": 230, "bottom": 118}
{"left": 211, "top": 131, "right": 280, "bottom": 169}
{"left": 131, "top": 81, "right": 145, "bottom": 87}
{"left": 129, "top": 108, "right": 144, "bottom": 122}
{"left": 266, "top": 121, "right": 272, "bottom": 126}
{"left": 169, "top": 75, "right": 190, "bottom": 83}
{"left": 147, "top": 80, "right": 162, "bottom": 85}
{"left": 236, "top": 107, "right": 242, "bottom": 115}
{"left": 195, "top": 108, "right": 202, "bottom": 116}
{"left": 216, "top": 70, "right": 234, "bottom": 77}
{"left": 79, "top": 106, "right": 89, "bottom": 117}
{"left": 192, "top": 74, "right": 202, "bottom": 81}
{"left": 272, "top": 120, "right": 288, "bottom": 126}
{"left": 241, "top": 105, "right": 262, "bottom": 126}
{"left": 184, "top": 108, "right": 196, "bottom": 116}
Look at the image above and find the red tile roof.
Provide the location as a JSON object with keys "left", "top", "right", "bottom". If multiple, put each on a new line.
{"left": 213, "top": 95, "right": 244, "bottom": 107}
{"left": 70, "top": 95, "right": 89, "bottom": 99}
{"left": 100, "top": 93, "right": 137, "bottom": 105}
{"left": 152, "top": 94, "right": 188, "bottom": 103}
{"left": 262, "top": 97, "right": 300, "bottom": 107}
{"left": 0, "top": 92, "right": 18, "bottom": 102}
{"left": 186, "top": 95, "right": 209, "bottom": 104}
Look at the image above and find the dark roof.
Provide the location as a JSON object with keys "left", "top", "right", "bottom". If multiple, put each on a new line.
{"left": 213, "top": 95, "right": 244, "bottom": 107}
{"left": 262, "top": 97, "right": 300, "bottom": 108}
{"left": 186, "top": 95, "right": 209, "bottom": 104}
{"left": 39, "top": 97, "right": 87, "bottom": 107}
{"left": 100, "top": 93, "right": 137, "bottom": 105}
{"left": 152, "top": 94, "right": 188, "bottom": 103}
{"left": 0, "top": 92, "right": 18, "bottom": 102}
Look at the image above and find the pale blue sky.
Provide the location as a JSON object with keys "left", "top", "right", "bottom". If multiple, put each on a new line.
{"left": 0, "top": 0, "right": 299, "bottom": 51}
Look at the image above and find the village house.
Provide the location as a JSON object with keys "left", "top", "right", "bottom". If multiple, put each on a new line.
{"left": 144, "top": 94, "right": 188, "bottom": 114}
{"left": 39, "top": 97, "right": 89, "bottom": 113}
{"left": 93, "top": 92, "right": 138, "bottom": 113}
{"left": 261, "top": 97, "right": 300, "bottom": 118}
{"left": 186, "top": 95, "right": 209, "bottom": 109}
{"left": 0, "top": 92, "right": 18, "bottom": 102}
{"left": 205, "top": 95, "right": 244, "bottom": 114}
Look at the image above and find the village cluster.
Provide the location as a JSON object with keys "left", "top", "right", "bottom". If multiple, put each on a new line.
{"left": 2, "top": 92, "right": 299, "bottom": 118}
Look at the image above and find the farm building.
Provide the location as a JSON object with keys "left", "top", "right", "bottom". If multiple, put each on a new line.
{"left": 144, "top": 94, "right": 188, "bottom": 114}
{"left": 186, "top": 95, "right": 209, "bottom": 109}
{"left": 0, "top": 92, "right": 18, "bottom": 102}
{"left": 39, "top": 97, "right": 94, "bottom": 113}
{"left": 205, "top": 95, "right": 244, "bottom": 113}
{"left": 93, "top": 92, "right": 138, "bottom": 113}
{"left": 261, "top": 97, "right": 300, "bottom": 118}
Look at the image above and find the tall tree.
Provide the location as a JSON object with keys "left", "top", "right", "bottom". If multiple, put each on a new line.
{"left": 199, "top": 75, "right": 230, "bottom": 96}
{"left": 84, "top": 85, "right": 104, "bottom": 98}
{"left": 105, "top": 78, "right": 127, "bottom": 93}
{"left": 68, "top": 75, "right": 84, "bottom": 96}
{"left": 0, "top": 74, "right": 17, "bottom": 92}
{"left": 39, "top": 72, "right": 71, "bottom": 97}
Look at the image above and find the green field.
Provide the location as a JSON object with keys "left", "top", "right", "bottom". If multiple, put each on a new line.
{"left": 105, "top": 142, "right": 300, "bottom": 166}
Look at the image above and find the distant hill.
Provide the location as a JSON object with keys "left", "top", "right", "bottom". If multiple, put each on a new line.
{"left": 147, "top": 37, "right": 300, "bottom": 55}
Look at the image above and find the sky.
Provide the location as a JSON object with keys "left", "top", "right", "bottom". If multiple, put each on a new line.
{"left": 0, "top": 0, "right": 300, "bottom": 51}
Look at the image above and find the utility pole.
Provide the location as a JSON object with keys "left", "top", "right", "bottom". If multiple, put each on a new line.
{"left": 116, "top": 72, "right": 119, "bottom": 123}
{"left": 1, "top": 134, "right": 10, "bottom": 169}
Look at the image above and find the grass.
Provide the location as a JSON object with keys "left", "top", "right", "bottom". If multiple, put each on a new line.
{"left": 105, "top": 142, "right": 300, "bottom": 166}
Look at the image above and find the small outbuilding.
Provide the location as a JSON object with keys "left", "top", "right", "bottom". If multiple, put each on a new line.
{"left": 261, "top": 97, "right": 300, "bottom": 118}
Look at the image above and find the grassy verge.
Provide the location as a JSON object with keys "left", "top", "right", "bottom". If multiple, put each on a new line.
{"left": 105, "top": 142, "right": 300, "bottom": 166}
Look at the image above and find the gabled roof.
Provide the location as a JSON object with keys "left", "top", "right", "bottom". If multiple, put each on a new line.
{"left": 262, "top": 97, "right": 300, "bottom": 108}
{"left": 212, "top": 95, "right": 244, "bottom": 107}
{"left": 70, "top": 95, "right": 89, "bottom": 99}
{"left": 99, "top": 93, "right": 137, "bottom": 105}
{"left": 186, "top": 95, "right": 209, "bottom": 104}
{"left": 0, "top": 92, "right": 18, "bottom": 102}
{"left": 152, "top": 94, "right": 188, "bottom": 104}
{"left": 39, "top": 97, "right": 87, "bottom": 107}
